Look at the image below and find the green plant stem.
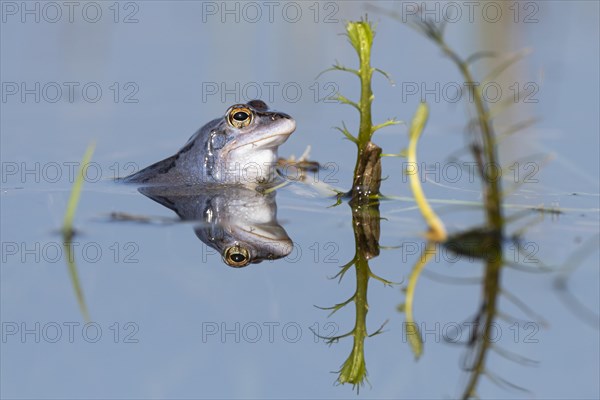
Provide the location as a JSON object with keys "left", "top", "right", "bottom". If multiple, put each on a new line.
{"left": 406, "top": 103, "right": 447, "bottom": 242}
{"left": 338, "top": 253, "right": 369, "bottom": 388}
{"left": 63, "top": 241, "right": 90, "bottom": 322}
{"left": 432, "top": 34, "right": 505, "bottom": 399}
{"left": 347, "top": 21, "right": 377, "bottom": 198}
{"left": 356, "top": 40, "right": 373, "bottom": 148}
{"left": 62, "top": 142, "right": 95, "bottom": 320}
{"left": 462, "top": 255, "right": 502, "bottom": 399}
{"left": 404, "top": 241, "right": 438, "bottom": 359}
{"left": 436, "top": 39, "right": 503, "bottom": 231}
{"left": 62, "top": 142, "right": 96, "bottom": 238}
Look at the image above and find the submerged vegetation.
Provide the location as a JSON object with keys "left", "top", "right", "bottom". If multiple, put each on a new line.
{"left": 317, "top": 12, "right": 593, "bottom": 399}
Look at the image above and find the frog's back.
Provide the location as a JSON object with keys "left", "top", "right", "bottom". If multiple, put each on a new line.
{"left": 121, "top": 124, "right": 213, "bottom": 185}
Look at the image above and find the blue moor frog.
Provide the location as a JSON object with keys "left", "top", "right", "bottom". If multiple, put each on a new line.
{"left": 123, "top": 100, "right": 295, "bottom": 186}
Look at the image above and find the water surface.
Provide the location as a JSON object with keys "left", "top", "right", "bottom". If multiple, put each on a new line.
{"left": 1, "top": 1, "right": 599, "bottom": 398}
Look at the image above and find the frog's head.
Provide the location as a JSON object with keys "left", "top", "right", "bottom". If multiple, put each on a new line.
{"left": 208, "top": 100, "right": 296, "bottom": 184}
{"left": 217, "top": 224, "right": 294, "bottom": 268}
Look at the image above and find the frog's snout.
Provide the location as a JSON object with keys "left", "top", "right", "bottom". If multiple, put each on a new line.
{"left": 275, "top": 112, "right": 292, "bottom": 120}
{"left": 272, "top": 113, "right": 296, "bottom": 135}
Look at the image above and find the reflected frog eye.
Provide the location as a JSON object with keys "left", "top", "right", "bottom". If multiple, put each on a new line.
{"left": 227, "top": 106, "right": 253, "bottom": 129}
{"left": 223, "top": 245, "right": 250, "bottom": 267}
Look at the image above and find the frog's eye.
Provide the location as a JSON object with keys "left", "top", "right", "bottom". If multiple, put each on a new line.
{"left": 227, "top": 106, "right": 253, "bottom": 129}
{"left": 223, "top": 245, "right": 250, "bottom": 267}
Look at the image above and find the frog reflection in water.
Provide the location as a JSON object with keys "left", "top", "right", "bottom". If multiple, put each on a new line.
{"left": 123, "top": 100, "right": 296, "bottom": 186}
{"left": 139, "top": 185, "right": 293, "bottom": 267}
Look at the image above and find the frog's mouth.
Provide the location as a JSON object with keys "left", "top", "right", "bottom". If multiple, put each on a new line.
{"left": 227, "top": 224, "right": 294, "bottom": 260}
{"left": 231, "top": 132, "right": 292, "bottom": 151}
